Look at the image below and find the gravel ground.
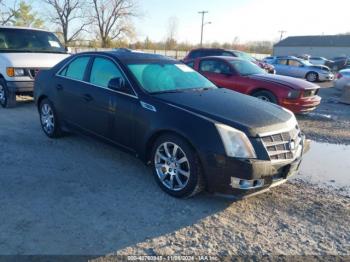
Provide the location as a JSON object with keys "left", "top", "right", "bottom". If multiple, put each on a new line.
{"left": 109, "top": 180, "right": 350, "bottom": 258}
{"left": 297, "top": 82, "right": 350, "bottom": 145}
{"left": 0, "top": 88, "right": 349, "bottom": 260}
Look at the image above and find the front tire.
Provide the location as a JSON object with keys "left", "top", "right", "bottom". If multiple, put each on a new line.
{"left": 151, "top": 134, "right": 204, "bottom": 198}
{"left": 39, "top": 98, "right": 62, "bottom": 138}
{"left": 252, "top": 90, "right": 278, "bottom": 104}
{"left": 306, "top": 72, "right": 319, "bottom": 82}
{"left": 0, "top": 79, "right": 16, "bottom": 108}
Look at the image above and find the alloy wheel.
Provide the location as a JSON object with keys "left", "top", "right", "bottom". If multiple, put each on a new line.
{"left": 154, "top": 142, "right": 190, "bottom": 191}
{"left": 40, "top": 103, "right": 55, "bottom": 134}
{"left": 307, "top": 73, "right": 317, "bottom": 82}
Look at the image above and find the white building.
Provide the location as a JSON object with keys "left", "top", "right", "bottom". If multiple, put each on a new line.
{"left": 273, "top": 35, "right": 350, "bottom": 59}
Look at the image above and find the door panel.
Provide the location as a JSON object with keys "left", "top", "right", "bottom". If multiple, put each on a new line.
{"left": 54, "top": 56, "right": 91, "bottom": 125}
{"left": 82, "top": 56, "right": 137, "bottom": 148}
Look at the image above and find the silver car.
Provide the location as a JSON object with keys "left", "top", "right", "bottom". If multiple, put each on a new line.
{"left": 270, "top": 57, "right": 334, "bottom": 82}
{"left": 335, "top": 69, "right": 350, "bottom": 90}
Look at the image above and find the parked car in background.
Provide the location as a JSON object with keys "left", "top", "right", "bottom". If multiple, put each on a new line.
{"left": 185, "top": 56, "right": 321, "bottom": 113}
{"left": 309, "top": 56, "right": 334, "bottom": 68}
{"left": 183, "top": 48, "right": 276, "bottom": 74}
{"left": 296, "top": 54, "right": 311, "bottom": 61}
{"left": 35, "top": 50, "right": 308, "bottom": 198}
{"left": 335, "top": 69, "right": 350, "bottom": 90}
{"left": 270, "top": 57, "right": 334, "bottom": 82}
{"left": 0, "top": 26, "right": 69, "bottom": 108}
{"left": 263, "top": 56, "right": 276, "bottom": 64}
{"left": 331, "top": 57, "right": 349, "bottom": 71}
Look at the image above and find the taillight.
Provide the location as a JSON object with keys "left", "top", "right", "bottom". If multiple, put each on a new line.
{"left": 337, "top": 73, "right": 343, "bottom": 79}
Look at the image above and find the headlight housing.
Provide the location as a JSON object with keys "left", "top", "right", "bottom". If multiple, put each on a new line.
{"left": 7, "top": 67, "right": 26, "bottom": 77}
{"left": 215, "top": 123, "right": 257, "bottom": 159}
{"left": 287, "top": 90, "right": 301, "bottom": 99}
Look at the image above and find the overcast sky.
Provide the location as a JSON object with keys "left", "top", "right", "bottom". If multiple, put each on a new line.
{"left": 133, "top": 0, "right": 349, "bottom": 44}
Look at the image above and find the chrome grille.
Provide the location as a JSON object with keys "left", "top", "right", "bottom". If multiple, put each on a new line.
{"left": 29, "top": 69, "right": 40, "bottom": 79}
{"left": 261, "top": 127, "right": 302, "bottom": 161}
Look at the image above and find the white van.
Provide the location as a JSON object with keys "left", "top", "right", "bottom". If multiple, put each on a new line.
{"left": 0, "top": 26, "right": 70, "bottom": 108}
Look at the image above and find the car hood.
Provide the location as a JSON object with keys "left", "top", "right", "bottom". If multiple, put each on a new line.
{"left": 154, "top": 88, "right": 296, "bottom": 137}
{"left": 309, "top": 65, "right": 331, "bottom": 72}
{"left": 248, "top": 74, "right": 319, "bottom": 90}
{"left": 0, "top": 52, "right": 70, "bottom": 68}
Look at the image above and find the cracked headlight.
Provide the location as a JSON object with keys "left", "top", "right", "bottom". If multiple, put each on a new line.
{"left": 215, "top": 123, "right": 257, "bottom": 159}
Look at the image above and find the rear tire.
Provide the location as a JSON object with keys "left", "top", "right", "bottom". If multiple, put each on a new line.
{"left": 151, "top": 134, "right": 204, "bottom": 198}
{"left": 0, "top": 79, "right": 16, "bottom": 108}
{"left": 306, "top": 72, "right": 319, "bottom": 82}
{"left": 252, "top": 90, "right": 278, "bottom": 104}
{"left": 39, "top": 98, "right": 63, "bottom": 138}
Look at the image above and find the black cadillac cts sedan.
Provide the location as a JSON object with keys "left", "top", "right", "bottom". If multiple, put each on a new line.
{"left": 34, "top": 50, "right": 308, "bottom": 198}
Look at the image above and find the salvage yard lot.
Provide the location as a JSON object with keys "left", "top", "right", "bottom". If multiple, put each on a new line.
{"left": 0, "top": 83, "right": 349, "bottom": 258}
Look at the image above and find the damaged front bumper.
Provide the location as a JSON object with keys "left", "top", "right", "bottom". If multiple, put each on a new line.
{"left": 202, "top": 136, "right": 311, "bottom": 199}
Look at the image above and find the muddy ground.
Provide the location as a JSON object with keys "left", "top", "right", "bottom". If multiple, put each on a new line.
{"left": 297, "top": 82, "right": 350, "bottom": 145}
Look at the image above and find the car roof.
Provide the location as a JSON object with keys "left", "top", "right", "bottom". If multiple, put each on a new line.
{"left": 75, "top": 49, "right": 176, "bottom": 63}
{"left": 0, "top": 25, "right": 51, "bottom": 33}
{"left": 189, "top": 48, "right": 242, "bottom": 53}
{"left": 198, "top": 56, "right": 244, "bottom": 61}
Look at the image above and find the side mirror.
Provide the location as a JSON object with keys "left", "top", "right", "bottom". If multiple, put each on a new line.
{"left": 108, "top": 77, "right": 125, "bottom": 91}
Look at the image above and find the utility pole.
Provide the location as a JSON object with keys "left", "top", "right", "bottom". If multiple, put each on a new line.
{"left": 278, "top": 30, "right": 287, "bottom": 41}
{"left": 198, "top": 11, "right": 209, "bottom": 46}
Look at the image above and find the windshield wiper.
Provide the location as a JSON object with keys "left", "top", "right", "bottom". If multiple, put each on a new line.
{"left": 150, "top": 89, "right": 186, "bottom": 95}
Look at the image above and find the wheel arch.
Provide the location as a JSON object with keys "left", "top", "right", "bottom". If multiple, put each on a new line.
{"left": 144, "top": 129, "right": 208, "bottom": 188}
{"left": 145, "top": 129, "right": 198, "bottom": 163}
{"left": 249, "top": 87, "right": 275, "bottom": 96}
{"left": 37, "top": 95, "right": 48, "bottom": 111}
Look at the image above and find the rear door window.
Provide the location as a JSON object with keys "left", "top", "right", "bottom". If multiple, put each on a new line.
{"left": 59, "top": 56, "right": 90, "bottom": 81}
{"left": 276, "top": 59, "right": 288, "bottom": 65}
{"left": 288, "top": 59, "right": 302, "bottom": 67}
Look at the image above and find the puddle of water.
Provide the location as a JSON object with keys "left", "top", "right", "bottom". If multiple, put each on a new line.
{"left": 297, "top": 141, "right": 350, "bottom": 188}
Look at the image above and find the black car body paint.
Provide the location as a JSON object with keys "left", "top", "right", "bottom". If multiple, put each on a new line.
{"left": 34, "top": 51, "right": 307, "bottom": 198}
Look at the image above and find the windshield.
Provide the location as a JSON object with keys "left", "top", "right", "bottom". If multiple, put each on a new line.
{"left": 229, "top": 60, "right": 266, "bottom": 76}
{"left": 0, "top": 28, "right": 65, "bottom": 53}
{"left": 127, "top": 63, "right": 216, "bottom": 94}
{"left": 234, "top": 51, "right": 256, "bottom": 62}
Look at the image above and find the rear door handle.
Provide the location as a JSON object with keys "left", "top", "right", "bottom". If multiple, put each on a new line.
{"left": 56, "top": 84, "right": 63, "bottom": 91}
{"left": 83, "top": 94, "right": 93, "bottom": 102}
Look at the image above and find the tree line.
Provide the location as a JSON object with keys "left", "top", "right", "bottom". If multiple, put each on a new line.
{"left": 0, "top": 0, "right": 273, "bottom": 54}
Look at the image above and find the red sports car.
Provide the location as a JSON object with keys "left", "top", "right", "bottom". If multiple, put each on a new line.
{"left": 185, "top": 56, "right": 321, "bottom": 113}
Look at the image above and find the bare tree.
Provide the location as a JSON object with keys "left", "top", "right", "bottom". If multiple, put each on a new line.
{"left": 43, "top": 0, "right": 88, "bottom": 46}
{"left": 91, "top": 0, "right": 137, "bottom": 48}
{"left": 165, "top": 16, "right": 178, "bottom": 50}
{"left": 0, "top": 0, "right": 19, "bottom": 25}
